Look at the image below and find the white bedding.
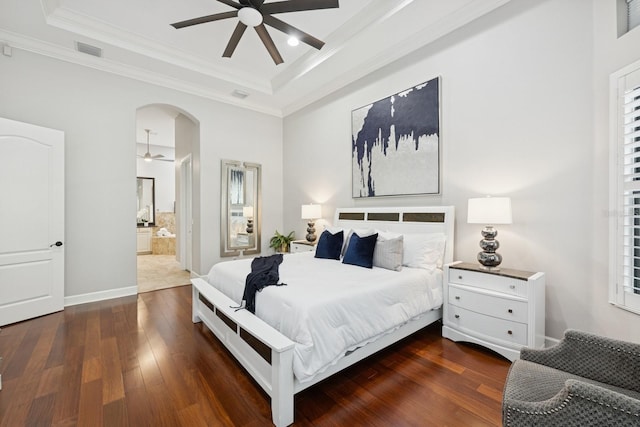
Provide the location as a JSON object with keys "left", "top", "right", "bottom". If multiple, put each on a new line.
{"left": 206, "top": 251, "right": 443, "bottom": 383}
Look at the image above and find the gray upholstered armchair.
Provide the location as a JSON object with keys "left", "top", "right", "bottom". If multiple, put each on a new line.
{"left": 502, "top": 329, "right": 640, "bottom": 426}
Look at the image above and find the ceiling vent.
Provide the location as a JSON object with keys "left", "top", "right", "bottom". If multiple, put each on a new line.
{"left": 75, "top": 41, "right": 102, "bottom": 58}
{"left": 232, "top": 89, "right": 249, "bottom": 99}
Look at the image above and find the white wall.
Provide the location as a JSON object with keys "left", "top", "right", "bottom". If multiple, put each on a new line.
{"left": 0, "top": 49, "right": 283, "bottom": 298}
{"left": 282, "top": 0, "right": 640, "bottom": 341}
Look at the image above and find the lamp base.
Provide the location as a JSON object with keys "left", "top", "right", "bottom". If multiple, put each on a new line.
{"left": 477, "top": 252, "right": 502, "bottom": 270}
{"left": 306, "top": 221, "right": 316, "bottom": 242}
{"left": 477, "top": 226, "right": 502, "bottom": 269}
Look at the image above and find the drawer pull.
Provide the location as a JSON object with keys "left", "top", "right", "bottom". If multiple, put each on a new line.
{"left": 507, "top": 330, "right": 513, "bottom": 335}
{"left": 508, "top": 309, "right": 513, "bottom": 314}
{"left": 509, "top": 285, "right": 516, "bottom": 289}
{"left": 455, "top": 296, "right": 460, "bottom": 300}
{"left": 454, "top": 314, "right": 460, "bottom": 319}
{"left": 458, "top": 275, "right": 463, "bottom": 280}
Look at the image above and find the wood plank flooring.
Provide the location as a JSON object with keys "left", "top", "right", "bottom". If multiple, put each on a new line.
{"left": 0, "top": 285, "right": 510, "bottom": 426}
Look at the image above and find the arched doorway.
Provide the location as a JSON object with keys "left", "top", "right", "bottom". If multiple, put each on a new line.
{"left": 135, "top": 104, "right": 199, "bottom": 293}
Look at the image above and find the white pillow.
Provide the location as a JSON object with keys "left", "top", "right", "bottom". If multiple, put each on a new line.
{"left": 402, "top": 233, "right": 446, "bottom": 270}
{"left": 324, "top": 226, "right": 344, "bottom": 235}
{"left": 377, "top": 230, "right": 402, "bottom": 240}
{"left": 373, "top": 235, "right": 404, "bottom": 271}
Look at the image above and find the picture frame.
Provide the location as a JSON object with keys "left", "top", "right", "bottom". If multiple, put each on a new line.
{"left": 351, "top": 77, "right": 440, "bottom": 198}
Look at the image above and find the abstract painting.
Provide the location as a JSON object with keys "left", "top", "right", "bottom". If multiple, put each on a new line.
{"left": 351, "top": 77, "right": 440, "bottom": 198}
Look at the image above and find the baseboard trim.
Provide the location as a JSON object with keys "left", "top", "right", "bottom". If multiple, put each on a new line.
{"left": 64, "top": 286, "right": 138, "bottom": 307}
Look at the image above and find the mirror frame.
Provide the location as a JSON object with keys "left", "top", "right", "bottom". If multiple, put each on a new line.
{"left": 220, "top": 159, "right": 261, "bottom": 257}
{"left": 136, "top": 176, "right": 155, "bottom": 226}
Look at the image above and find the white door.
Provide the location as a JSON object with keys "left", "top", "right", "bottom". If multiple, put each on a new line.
{"left": 0, "top": 117, "right": 64, "bottom": 326}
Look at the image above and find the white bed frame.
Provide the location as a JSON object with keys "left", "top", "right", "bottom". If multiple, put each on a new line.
{"left": 190, "top": 206, "right": 455, "bottom": 426}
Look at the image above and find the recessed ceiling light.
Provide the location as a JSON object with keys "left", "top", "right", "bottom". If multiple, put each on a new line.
{"left": 287, "top": 37, "right": 300, "bottom": 47}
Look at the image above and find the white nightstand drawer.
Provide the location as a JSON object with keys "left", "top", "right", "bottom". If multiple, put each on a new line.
{"left": 449, "top": 268, "right": 527, "bottom": 298}
{"left": 447, "top": 305, "right": 528, "bottom": 346}
{"left": 448, "top": 285, "right": 528, "bottom": 323}
{"left": 290, "top": 241, "right": 315, "bottom": 253}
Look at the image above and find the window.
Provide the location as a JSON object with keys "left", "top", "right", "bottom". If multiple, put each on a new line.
{"left": 611, "top": 60, "right": 640, "bottom": 314}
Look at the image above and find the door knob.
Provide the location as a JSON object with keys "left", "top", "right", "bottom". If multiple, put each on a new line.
{"left": 50, "top": 241, "right": 63, "bottom": 247}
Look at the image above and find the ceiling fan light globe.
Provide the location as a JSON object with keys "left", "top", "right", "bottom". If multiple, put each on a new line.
{"left": 144, "top": 153, "right": 152, "bottom": 162}
{"left": 287, "top": 37, "right": 299, "bottom": 46}
{"left": 238, "top": 7, "right": 263, "bottom": 27}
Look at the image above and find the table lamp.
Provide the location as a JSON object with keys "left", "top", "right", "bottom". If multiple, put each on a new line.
{"left": 467, "top": 196, "right": 512, "bottom": 269}
{"left": 301, "top": 204, "right": 321, "bottom": 242}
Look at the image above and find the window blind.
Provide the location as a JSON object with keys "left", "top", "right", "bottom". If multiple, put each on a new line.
{"left": 622, "top": 84, "right": 640, "bottom": 295}
{"left": 630, "top": 0, "right": 640, "bottom": 31}
{"left": 616, "top": 64, "right": 640, "bottom": 312}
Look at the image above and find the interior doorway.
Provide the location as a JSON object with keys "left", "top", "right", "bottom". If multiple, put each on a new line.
{"left": 135, "top": 104, "right": 197, "bottom": 293}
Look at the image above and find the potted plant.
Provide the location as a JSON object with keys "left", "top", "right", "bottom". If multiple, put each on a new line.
{"left": 269, "top": 230, "right": 295, "bottom": 253}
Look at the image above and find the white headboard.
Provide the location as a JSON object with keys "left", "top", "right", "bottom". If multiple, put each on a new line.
{"left": 334, "top": 206, "right": 455, "bottom": 265}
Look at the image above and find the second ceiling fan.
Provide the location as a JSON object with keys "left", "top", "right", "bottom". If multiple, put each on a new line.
{"left": 171, "top": 0, "right": 340, "bottom": 65}
{"left": 138, "top": 129, "right": 172, "bottom": 163}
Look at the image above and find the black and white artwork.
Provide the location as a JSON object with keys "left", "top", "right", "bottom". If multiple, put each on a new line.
{"left": 351, "top": 77, "right": 440, "bottom": 198}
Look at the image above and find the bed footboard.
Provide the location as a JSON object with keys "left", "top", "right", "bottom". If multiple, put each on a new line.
{"left": 191, "top": 277, "right": 296, "bottom": 427}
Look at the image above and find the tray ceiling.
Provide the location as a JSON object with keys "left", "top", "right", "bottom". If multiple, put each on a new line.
{"left": 0, "top": 0, "right": 511, "bottom": 116}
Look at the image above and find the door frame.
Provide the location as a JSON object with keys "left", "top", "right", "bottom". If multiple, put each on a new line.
{"left": 179, "top": 154, "right": 193, "bottom": 272}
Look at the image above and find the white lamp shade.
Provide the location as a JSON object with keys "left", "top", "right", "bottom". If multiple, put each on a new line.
{"left": 467, "top": 197, "right": 512, "bottom": 224}
{"left": 301, "top": 204, "right": 321, "bottom": 220}
{"left": 242, "top": 206, "right": 254, "bottom": 218}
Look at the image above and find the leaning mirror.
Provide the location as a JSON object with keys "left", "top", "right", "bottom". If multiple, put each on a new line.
{"left": 136, "top": 177, "right": 155, "bottom": 226}
{"left": 220, "top": 160, "right": 261, "bottom": 257}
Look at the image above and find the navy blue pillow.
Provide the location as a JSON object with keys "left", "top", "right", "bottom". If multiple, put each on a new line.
{"left": 342, "top": 232, "right": 378, "bottom": 268}
{"left": 315, "top": 230, "right": 344, "bottom": 260}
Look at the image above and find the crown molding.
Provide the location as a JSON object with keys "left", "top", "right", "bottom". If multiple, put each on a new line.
{"left": 0, "top": 30, "right": 283, "bottom": 117}
{"left": 271, "top": 0, "right": 416, "bottom": 91}
{"left": 41, "top": 3, "right": 273, "bottom": 95}
{"left": 281, "top": 0, "right": 512, "bottom": 115}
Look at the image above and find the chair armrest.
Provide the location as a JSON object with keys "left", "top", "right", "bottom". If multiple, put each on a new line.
{"left": 520, "top": 329, "right": 640, "bottom": 393}
{"left": 503, "top": 379, "right": 640, "bottom": 426}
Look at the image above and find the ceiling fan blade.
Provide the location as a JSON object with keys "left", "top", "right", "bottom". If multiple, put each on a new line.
{"left": 262, "top": 15, "right": 324, "bottom": 50}
{"left": 216, "top": 0, "right": 243, "bottom": 9}
{"left": 255, "top": 24, "right": 284, "bottom": 65}
{"left": 223, "top": 22, "right": 248, "bottom": 57}
{"left": 152, "top": 154, "right": 165, "bottom": 159}
{"left": 171, "top": 11, "right": 238, "bottom": 29}
{"left": 261, "top": 0, "right": 339, "bottom": 15}
{"left": 243, "top": 0, "right": 265, "bottom": 8}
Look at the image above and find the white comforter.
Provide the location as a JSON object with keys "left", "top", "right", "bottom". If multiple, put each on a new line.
{"left": 206, "top": 251, "right": 443, "bottom": 383}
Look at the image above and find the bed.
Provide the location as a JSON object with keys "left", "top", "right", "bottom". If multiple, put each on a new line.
{"left": 190, "top": 206, "right": 455, "bottom": 426}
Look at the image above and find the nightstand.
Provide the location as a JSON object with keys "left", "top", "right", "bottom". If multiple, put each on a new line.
{"left": 442, "top": 261, "right": 545, "bottom": 361}
{"left": 290, "top": 240, "right": 316, "bottom": 253}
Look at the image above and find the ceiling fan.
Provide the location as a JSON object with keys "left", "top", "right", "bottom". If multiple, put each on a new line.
{"left": 171, "top": 0, "right": 340, "bottom": 65}
{"left": 138, "top": 129, "right": 171, "bottom": 162}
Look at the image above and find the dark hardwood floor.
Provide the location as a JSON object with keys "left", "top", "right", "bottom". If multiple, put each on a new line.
{"left": 0, "top": 285, "right": 510, "bottom": 426}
